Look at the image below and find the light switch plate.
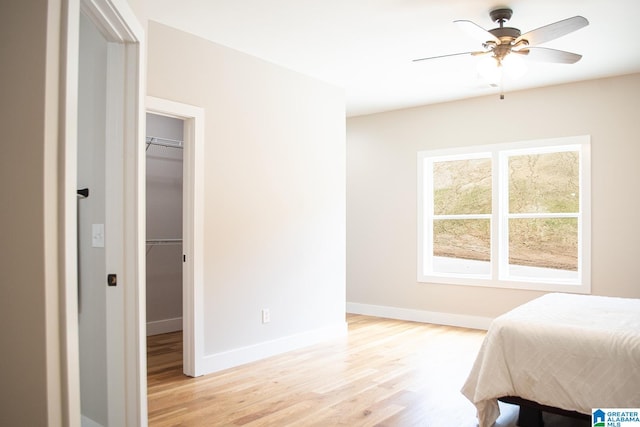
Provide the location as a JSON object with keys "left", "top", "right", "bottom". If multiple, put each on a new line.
{"left": 92, "top": 224, "right": 105, "bottom": 247}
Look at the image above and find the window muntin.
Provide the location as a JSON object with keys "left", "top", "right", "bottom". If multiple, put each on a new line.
{"left": 418, "top": 136, "right": 590, "bottom": 293}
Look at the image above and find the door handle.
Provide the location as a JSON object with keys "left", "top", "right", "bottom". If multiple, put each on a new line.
{"left": 107, "top": 274, "right": 117, "bottom": 287}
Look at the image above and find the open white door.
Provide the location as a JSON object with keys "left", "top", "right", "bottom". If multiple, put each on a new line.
{"left": 66, "top": 0, "right": 146, "bottom": 425}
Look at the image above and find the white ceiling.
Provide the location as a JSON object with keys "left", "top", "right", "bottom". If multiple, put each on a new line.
{"left": 146, "top": 0, "right": 640, "bottom": 117}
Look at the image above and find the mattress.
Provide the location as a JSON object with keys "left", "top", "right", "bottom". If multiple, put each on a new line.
{"left": 461, "top": 293, "right": 640, "bottom": 427}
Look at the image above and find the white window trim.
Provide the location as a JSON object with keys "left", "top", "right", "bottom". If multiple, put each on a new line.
{"left": 417, "top": 135, "right": 591, "bottom": 293}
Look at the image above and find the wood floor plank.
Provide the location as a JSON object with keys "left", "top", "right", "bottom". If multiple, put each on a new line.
{"left": 147, "top": 314, "right": 590, "bottom": 427}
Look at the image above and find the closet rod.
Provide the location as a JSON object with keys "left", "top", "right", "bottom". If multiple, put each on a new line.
{"left": 146, "top": 135, "right": 183, "bottom": 150}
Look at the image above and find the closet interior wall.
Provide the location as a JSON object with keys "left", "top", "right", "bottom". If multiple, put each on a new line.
{"left": 146, "top": 113, "right": 184, "bottom": 336}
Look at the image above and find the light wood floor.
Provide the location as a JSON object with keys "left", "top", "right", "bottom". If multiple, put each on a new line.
{"left": 147, "top": 314, "right": 590, "bottom": 427}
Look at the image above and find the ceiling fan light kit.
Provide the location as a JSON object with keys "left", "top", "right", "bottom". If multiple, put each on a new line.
{"left": 414, "top": 7, "right": 589, "bottom": 99}
{"left": 477, "top": 54, "right": 526, "bottom": 86}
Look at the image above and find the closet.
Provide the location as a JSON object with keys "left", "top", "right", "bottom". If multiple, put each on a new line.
{"left": 146, "top": 113, "right": 184, "bottom": 336}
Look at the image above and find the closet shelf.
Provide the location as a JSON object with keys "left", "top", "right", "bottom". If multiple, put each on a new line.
{"left": 146, "top": 238, "right": 182, "bottom": 246}
{"left": 146, "top": 238, "right": 182, "bottom": 255}
{"left": 146, "top": 135, "right": 183, "bottom": 150}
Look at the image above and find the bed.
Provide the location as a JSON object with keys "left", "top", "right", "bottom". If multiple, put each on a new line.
{"left": 461, "top": 293, "right": 640, "bottom": 427}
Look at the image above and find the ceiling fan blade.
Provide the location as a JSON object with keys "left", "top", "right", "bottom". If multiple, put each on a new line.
{"left": 454, "top": 20, "right": 501, "bottom": 44}
{"left": 515, "top": 16, "right": 588, "bottom": 46}
{"left": 412, "top": 51, "right": 487, "bottom": 62}
{"left": 516, "top": 47, "right": 583, "bottom": 64}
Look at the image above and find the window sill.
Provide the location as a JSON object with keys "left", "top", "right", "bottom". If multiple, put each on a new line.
{"left": 418, "top": 274, "right": 591, "bottom": 294}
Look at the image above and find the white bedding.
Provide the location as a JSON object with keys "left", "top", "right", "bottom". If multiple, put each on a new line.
{"left": 461, "top": 293, "right": 640, "bottom": 427}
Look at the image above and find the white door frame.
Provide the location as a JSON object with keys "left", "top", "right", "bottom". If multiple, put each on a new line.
{"left": 61, "top": 0, "right": 146, "bottom": 425}
{"left": 146, "top": 97, "right": 205, "bottom": 377}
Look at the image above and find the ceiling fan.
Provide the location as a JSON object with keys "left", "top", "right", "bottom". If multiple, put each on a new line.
{"left": 413, "top": 8, "right": 589, "bottom": 95}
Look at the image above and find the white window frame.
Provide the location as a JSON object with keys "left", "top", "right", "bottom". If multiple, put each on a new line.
{"left": 417, "top": 135, "right": 591, "bottom": 293}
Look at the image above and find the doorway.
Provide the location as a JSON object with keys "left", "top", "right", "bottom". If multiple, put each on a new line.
{"left": 145, "top": 112, "right": 185, "bottom": 345}
{"left": 146, "top": 97, "right": 205, "bottom": 378}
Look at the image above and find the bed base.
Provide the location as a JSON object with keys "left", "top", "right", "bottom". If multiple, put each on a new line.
{"left": 498, "top": 396, "right": 591, "bottom": 427}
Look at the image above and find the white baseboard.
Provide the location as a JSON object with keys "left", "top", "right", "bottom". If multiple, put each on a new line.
{"left": 201, "top": 322, "right": 348, "bottom": 375}
{"left": 81, "top": 415, "right": 104, "bottom": 427}
{"left": 346, "top": 302, "right": 492, "bottom": 330}
{"left": 147, "top": 317, "right": 183, "bottom": 336}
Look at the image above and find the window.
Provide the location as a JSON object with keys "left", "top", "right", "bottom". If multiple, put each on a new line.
{"left": 418, "top": 136, "right": 590, "bottom": 293}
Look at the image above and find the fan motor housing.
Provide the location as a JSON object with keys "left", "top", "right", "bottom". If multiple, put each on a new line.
{"left": 489, "top": 27, "right": 521, "bottom": 41}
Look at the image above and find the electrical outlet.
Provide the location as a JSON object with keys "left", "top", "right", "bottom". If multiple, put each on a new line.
{"left": 261, "top": 308, "right": 271, "bottom": 324}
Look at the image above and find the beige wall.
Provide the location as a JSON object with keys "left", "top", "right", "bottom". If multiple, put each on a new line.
{"left": 147, "top": 22, "right": 346, "bottom": 358}
{"left": 347, "top": 74, "right": 640, "bottom": 320}
{"left": 0, "top": 0, "right": 63, "bottom": 425}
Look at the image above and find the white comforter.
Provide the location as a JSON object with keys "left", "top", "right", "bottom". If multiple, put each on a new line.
{"left": 461, "top": 293, "right": 640, "bottom": 427}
